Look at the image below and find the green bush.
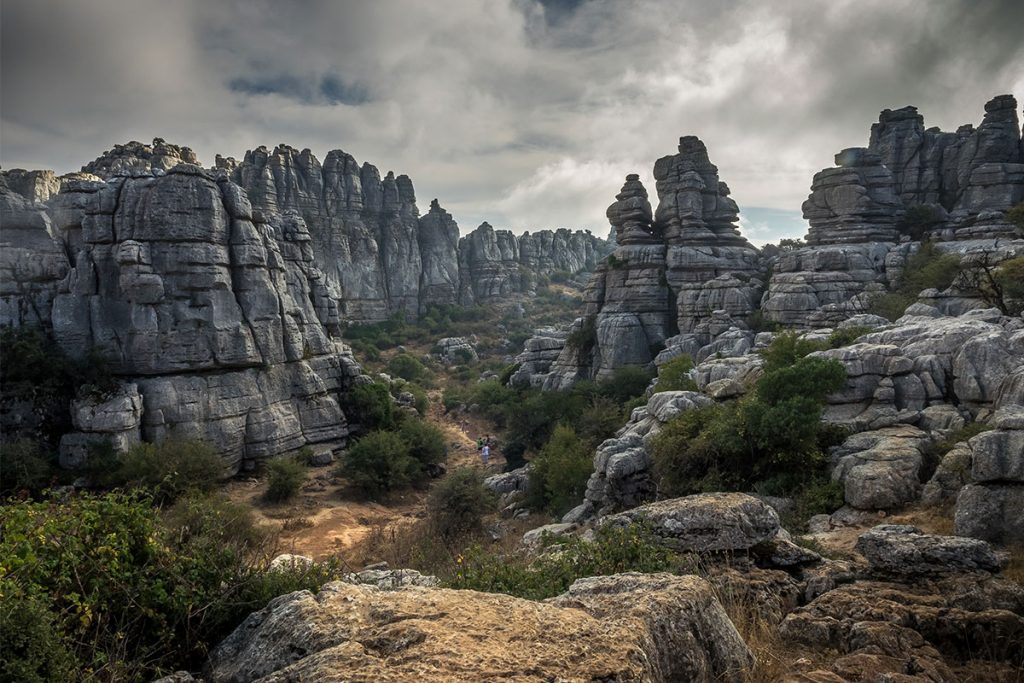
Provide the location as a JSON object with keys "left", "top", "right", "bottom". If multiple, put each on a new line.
{"left": 869, "top": 242, "right": 962, "bottom": 321}
{"left": 828, "top": 326, "right": 873, "bottom": 348}
{"left": 0, "top": 490, "right": 345, "bottom": 680}
{"left": 598, "top": 365, "right": 654, "bottom": 404}
{"left": 0, "top": 439, "right": 55, "bottom": 496}
{"left": 397, "top": 418, "right": 447, "bottom": 469}
{"left": 94, "top": 439, "right": 224, "bottom": 504}
{"left": 0, "top": 327, "right": 118, "bottom": 443}
{"left": 347, "top": 382, "right": 397, "bottom": 432}
{"left": 427, "top": 468, "right": 495, "bottom": 539}
{"left": 498, "top": 362, "right": 521, "bottom": 385}
{"left": 652, "top": 334, "right": 846, "bottom": 501}
{"left": 655, "top": 354, "right": 698, "bottom": 392}
{"left": 339, "top": 430, "right": 421, "bottom": 497}
{"left": 264, "top": 456, "right": 305, "bottom": 503}
{"left": 0, "top": 584, "right": 78, "bottom": 683}
{"left": 448, "top": 524, "right": 680, "bottom": 600}
{"left": 1007, "top": 202, "right": 1024, "bottom": 230}
{"left": 897, "top": 204, "right": 944, "bottom": 241}
{"left": 565, "top": 315, "right": 597, "bottom": 357}
{"left": 527, "top": 425, "right": 593, "bottom": 515}
{"left": 758, "top": 331, "right": 828, "bottom": 373}
{"left": 387, "top": 353, "right": 432, "bottom": 384}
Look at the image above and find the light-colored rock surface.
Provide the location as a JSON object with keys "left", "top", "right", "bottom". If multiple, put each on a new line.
{"left": 565, "top": 390, "right": 714, "bottom": 520}
{"left": 855, "top": 524, "right": 1006, "bottom": 575}
{"left": 207, "top": 574, "right": 751, "bottom": 683}
{"left": 830, "top": 425, "right": 929, "bottom": 510}
{"left": 603, "top": 492, "right": 781, "bottom": 553}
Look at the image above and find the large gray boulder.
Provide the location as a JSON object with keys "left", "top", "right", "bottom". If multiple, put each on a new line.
{"left": 603, "top": 492, "right": 781, "bottom": 553}
{"left": 207, "top": 574, "right": 751, "bottom": 682}
{"left": 855, "top": 524, "right": 1006, "bottom": 576}
{"left": 830, "top": 424, "right": 929, "bottom": 510}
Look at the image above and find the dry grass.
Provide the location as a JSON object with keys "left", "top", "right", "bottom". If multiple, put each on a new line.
{"left": 713, "top": 587, "right": 834, "bottom": 682}
{"left": 1004, "top": 545, "right": 1024, "bottom": 588}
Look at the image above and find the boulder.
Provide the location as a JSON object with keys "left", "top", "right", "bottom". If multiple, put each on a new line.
{"left": 603, "top": 492, "right": 780, "bottom": 553}
{"left": 207, "top": 574, "right": 751, "bottom": 682}
{"left": 829, "top": 425, "right": 929, "bottom": 510}
{"left": 855, "top": 525, "right": 1006, "bottom": 576}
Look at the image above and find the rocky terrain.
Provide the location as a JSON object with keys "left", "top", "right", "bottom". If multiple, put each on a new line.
{"left": 0, "top": 141, "right": 608, "bottom": 470}
{"left": 517, "top": 95, "right": 1024, "bottom": 390}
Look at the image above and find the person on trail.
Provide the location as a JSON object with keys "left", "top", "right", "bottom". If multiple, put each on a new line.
{"left": 481, "top": 443, "right": 490, "bottom": 466}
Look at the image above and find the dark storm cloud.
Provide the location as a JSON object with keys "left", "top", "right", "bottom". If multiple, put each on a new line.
{"left": 2, "top": 0, "right": 1022, "bottom": 244}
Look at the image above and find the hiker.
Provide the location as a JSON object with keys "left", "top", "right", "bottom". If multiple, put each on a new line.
{"left": 481, "top": 443, "right": 490, "bottom": 466}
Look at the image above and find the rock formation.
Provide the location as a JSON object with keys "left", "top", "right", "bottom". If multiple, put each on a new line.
{"left": 207, "top": 573, "right": 752, "bottom": 682}
{"left": 0, "top": 139, "right": 609, "bottom": 467}
{"left": 762, "top": 94, "right": 1024, "bottom": 328}
{"left": 533, "top": 137, "right": 763, "bottom": 389}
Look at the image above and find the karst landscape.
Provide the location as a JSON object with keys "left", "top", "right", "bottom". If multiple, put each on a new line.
{"left": 2, "top": 2, "right": 1024, "bottom": 682}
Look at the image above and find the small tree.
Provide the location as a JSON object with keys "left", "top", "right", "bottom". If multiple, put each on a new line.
{"left": 527, "top": 425, "right": 592, "bottom": 515}
{"left": 957, "top": 253, "right": 1024, "bottom": 316}
{"left": 339, "top": 431, "right": 420, "bottom": 497}
{"left": 427, "top": 468, "right": 495, "bottom": 539}
{"left": 264, "top": 457, "right": 305, "bottom": 503}
{"left": 655, "top": 355, "right": 697, "bottom": 392}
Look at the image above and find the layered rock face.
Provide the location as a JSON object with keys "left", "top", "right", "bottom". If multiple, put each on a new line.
{"left": 41, "top": 164, "right": 361, "bottom": 472}
{"left": 536, "top": 138, "right": 763, "bottom": 388}
{"left": 762, "top": 94, "right": 1024, "bottom": 328}
{"left": 1, "top": 139, "right": 608, "bottom": 466}
{"left": 221, "top": 143, "right": 608, "bottom": 320}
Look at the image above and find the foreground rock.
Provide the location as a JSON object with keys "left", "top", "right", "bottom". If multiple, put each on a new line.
{"left": 855, "top": 525, "right": 1006, "bottom": 576}
{"left": 603, "top": 493, "right": 780, "bottom": 553}
{"left": 207, "top": 573, "right": 751, "bottom": 682}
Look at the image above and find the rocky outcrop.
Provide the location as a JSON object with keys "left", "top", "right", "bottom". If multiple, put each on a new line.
{"left": 829, "top": 425, "right": 929, "bottom": 510}
{"left": 58, "top": 384, "right": 144, "bottom": 468}
{"left": 944, "top": 405, "right": 1024, "bottom": 545}
{"left": 540, "top": 138, "right": 763, "bottom": 389}
{"left": 855, "top": 524, "right": 1006, "bottom": 576}
{"left": 41, "top": 163, "right": 361, "bottom": 471}
{"left": 603, "top": 492, "right": 781, "bottom": 553}
{"left": 762, "top": 95, "right": 1024, "bottom": 329}
{"left": 563, "top": 390, "right": 714, "bottom": 521}
{"left": 82, "top": 138, "right": 199, "bottom": 178}
{"left": 207, "top": 574, "right": 752, "bottom": 682}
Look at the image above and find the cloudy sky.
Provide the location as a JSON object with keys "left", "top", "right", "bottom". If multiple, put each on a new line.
{"left": 3, "top": 0, "right": 1023, "bottom": 244}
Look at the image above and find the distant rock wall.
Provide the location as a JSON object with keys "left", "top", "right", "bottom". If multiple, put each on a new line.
{"left": 761, "top": 94, "right": 1024, "bottom": 328}
{"left": 0, "top": 139, "right": 609, "bottom": 467}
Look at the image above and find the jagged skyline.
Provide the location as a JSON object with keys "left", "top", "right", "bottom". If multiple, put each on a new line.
{"left": 2, "top": 0, "right": 1023, "bottom": 244}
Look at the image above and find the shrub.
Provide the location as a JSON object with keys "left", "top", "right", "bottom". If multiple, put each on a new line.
{"left": 655, "top": 354, "right": 697, "bottom": 392}
{"left": 95, "top": 439, "right": 224, "bottom": 503}
{"left": 339, "top": 430, "right": 420, "bottom": 497}
{"left": 758, "top": 331, "right": 828, "bottom": 373}
{"left": 598, "top": 365, "right": 654, "bottom": 404}
{"left": 565, "top": 315, "right": 597, "bottom": 358}
{"left": 606, "top": 254, "right": 626, "bottom": 269}
{"left": 0, "top": 327, "right": 118, "bottom": 443}
{"left": 0, "top": 490, "right": 345, "bottom": 680}
{"left": 828, "top": 326, "right": 873, "bottom": 348}
{"left": 651, "top": 341, "right": 846, "bottom": 501}
{"left": 264, "top": 456, "right": 305, "bottom": 503}
{"left": 575, "top": 396, "right": 627, "bottom": 447}
{"left": 1006, "top": 201, "right": 1024, "bottom": 231}
{"left": 527, "top": 425, "right": 593, "bottom": 515}
{"left": 427, "top": 468, "right": 495, "bottom": 539}
{"left": 397, "top": 418, "right": 447, "bottom": 469}
{"left": 868, "top": 242, "right": 961, "bottom": 321}
{"left": 347, "top": 382, "right": 396, "bottom": 432}
{"left": 387, "top": 353, "right": 432, "bottom": 384}
{"left": 0, "top": 583, "right": 78, "bottom": 683}
{"left": 498, "top": 362, "right": 520, "bottom": 385}
{"left": 448, "top": 524, "right": 680, "bottom": 600}
{"left": 0, "top": 439, "right": 55, "bottom": 496}
{"left": 897, "top": 204, "right": 944, "bottom": 241}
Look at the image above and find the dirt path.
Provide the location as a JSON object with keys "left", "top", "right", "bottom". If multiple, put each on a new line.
{"left": 225, "top": 391, "right": 505, "bottom": 562}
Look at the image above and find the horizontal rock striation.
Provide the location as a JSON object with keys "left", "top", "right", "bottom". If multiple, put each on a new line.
{"left": 762, "top": 94, "right": 1024, "bottom": 328}
{"left": 539, "top": 137, "right": 764, "bottom": 389}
